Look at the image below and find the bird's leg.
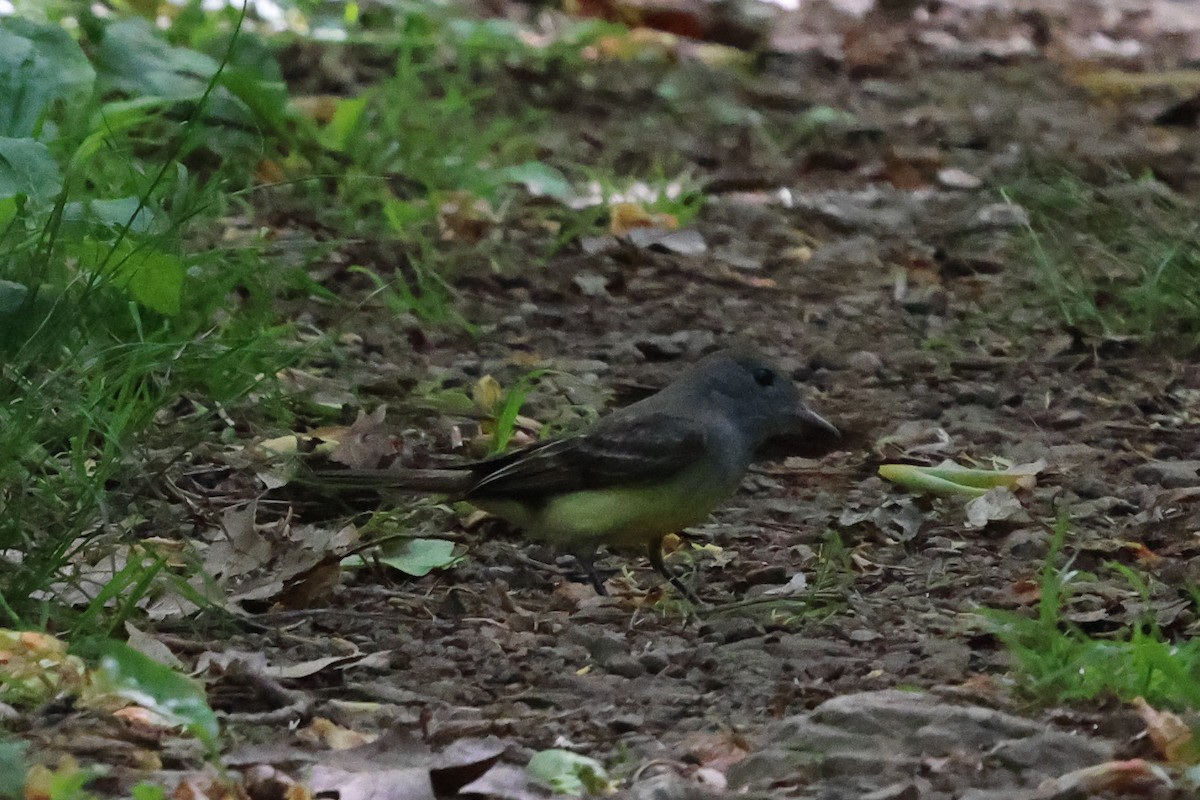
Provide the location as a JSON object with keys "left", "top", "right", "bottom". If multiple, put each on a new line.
{"left": 647, "top": 539, "right": 703, "bottom": 605}
{"left": 574, "top": 552, "right": 609, "bottom": 595}
{"left": 508, "top": 547, "right": 610, "bottom": 594}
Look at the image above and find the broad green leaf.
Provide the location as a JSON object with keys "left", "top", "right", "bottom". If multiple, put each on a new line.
{"left": 879, "top": 462, "right": 1042, "bottom": 497}
{"left": 90, "top": 20, "right": 278, "bottom": 152}
{"left": 321, "top": 94, "right": 369, "bottom": 153}
{"left": 527, "top": 749, "right": 612, "bottom": 795}
{"left": 87, "top": 639, "right": 219, "bottom": 750}
{"left": 801, "top": 105, "right": 857, "bottom": 126}
{"left": 0, "top": 17, "right": 94, "bottom": 138}
{"left": 918, "top": 464, "right": 1037, "bottom": 490}
{"left": 73, "top": 97, "right": 178, "bottom": 167}
{"left": 0, "top": 280, "right": 29, "bottom": 317}
{"left": 130, "top": 783, "right": 168, "bottom": 800}
{"left": 497, "top": 162, "right": 572, "bottom": 200}
{"left": 343, "top": 538, "right": 463, "bottom": 577}
{"left": 0, "top": 738, "right": 26, "bottom": 798}
{"left": 117, "top": 249, "right": 184, "bottom": 317}
{"left": 0, "top": 137, "right": 62, "bottom": 204}
{"left": 85, "top": 197, "right": 161, "bottom": 235}
{"left": 415, "top": 386, "right": 477, "bottom": 416}
{"left": 77, "top": 237, "right": 184, "bottom": 315}
{"left": 490, "top": 369, "right": 547, "bottom": 453}
{"left": 120, "top": 0, "right": 160, "bottom": 17}
{"left": 383, "top": 198, "right": 432, "bottom": 234}
{"left": 878, "top": 464, "right": 988, "bottom": 497}
{"left": 218, "top": 66, "right": 296, "bottom": 139}
{"left": 0, "top": 197, "right": 17, "bottom": 229}
{"left": 93, "top": 18, "right": 219, "bottom": 99}
{"left": 60, "top": 197, "right": 162, "bottom": 240}
{"left": 0, "top": 280, "right": 58, "bottom": 352}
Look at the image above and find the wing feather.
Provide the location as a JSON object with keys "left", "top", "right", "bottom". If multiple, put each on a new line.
{"left": 465, "top": 412, "right": 706, "bottom": 501}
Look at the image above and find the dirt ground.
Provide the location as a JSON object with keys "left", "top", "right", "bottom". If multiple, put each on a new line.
{"left": 28, "top": 1, "right": 1200, "bottom": 798}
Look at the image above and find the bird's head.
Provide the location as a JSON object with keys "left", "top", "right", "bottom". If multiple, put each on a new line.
{"left": 675, "top": 349, "right": 839, "bottom": 448}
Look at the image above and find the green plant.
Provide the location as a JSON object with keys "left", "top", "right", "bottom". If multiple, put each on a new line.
{"left": 1006, "top": 170, "right": 1200, "bottom": 351}
{"left": 527, "top": 748, "right": 614, "bottom": 795}
{"left": 0, "top": 737, "right": 26, "bottom": 799}
{"left": 487, "top": 369, "right": 550, "bottom": 454}
{"left": 0, "top": 9, "right": 306, "bottom": 626}
{"left": 350, "top": 257, "right": 474, "bottom": 330}
{"left": 986, "top": 516, "right": 1200, "bottom": 709}
{"left": 706, "top": 530, "right": 855, "bottom": 621}
{"left": 320, "top": 13, "right": 546, "bottom": 221}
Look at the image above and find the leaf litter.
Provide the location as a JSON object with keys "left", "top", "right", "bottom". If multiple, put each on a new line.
{"left": 17, "top": 0, "right": 1200, "bottom": 798}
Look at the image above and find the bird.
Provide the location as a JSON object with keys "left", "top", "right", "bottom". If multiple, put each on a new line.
{"left": 316, "top": 348, "right": 838, "bottom": 599}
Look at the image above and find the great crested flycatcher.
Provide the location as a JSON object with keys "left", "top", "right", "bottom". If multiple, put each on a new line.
{"left": 319, "top": 349, "right": 838, "bottom": 597}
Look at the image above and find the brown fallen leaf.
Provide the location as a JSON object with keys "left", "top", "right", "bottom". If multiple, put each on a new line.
{"left": 1132, "top": 697, "right": 1200, "bottom": 763}
{"left": 437, "top": 191, "right": 497, "bottom": 243}
{"left": 275, "top": 555, "right": 343, "bottom": 610}
{"left": 610, "top": 202, "right": 677, "bottom": 236}
{"left": 1036, "top": 758, "right": 1171, "bottom": 796}
{"left": 681, "top": 730, "right": 751, "bottom": 773}
{"left": 330, "top": 406, "right": 399, "bottom": 470}
{"left": 301, "top": 717, "right": 375, "bottom": 750}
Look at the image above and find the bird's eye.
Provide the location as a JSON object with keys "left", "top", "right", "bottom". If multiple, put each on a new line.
{"left": 753, "top": 367, "right": 775, "bottom": 387}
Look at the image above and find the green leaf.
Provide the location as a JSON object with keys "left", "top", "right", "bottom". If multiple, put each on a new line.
{"left": 527, "top": 749, "right": 612, "bottom": 795}
{"left": 878, "top": 464, "right": 988, "bottom": 497}
{"left": 0, "top": 17, "right": 95, "bottom": 138}
{"left": 118, "top": 250, "right": 184, "bottom": 317}
{"left": 917, "top": 464, "right": 1036, "bottom": 490}
{"left": 417, "top": 386, "right": 478, "bottom": 416}
{"left": 490, "top": 369, "right": 546, "bottom": 454}
{"left": 496, "top": 161, "right": 572, "bottom": 200}
{"left": 0, "top": 737, "right": 26, "bottom": 798}
{"left": 383, "top": 198, "right": 433, "bottom": 234}
{"left": 343, "top": 538, "right": 463, "bottom": 577}
{"left": 0, "top": 137, "right": 62, "bottom": 205}
{"left": 77, "top": 237, "right": 184, "bottom": 315}
{"left": 321, "top": 94, "right": 369, "bottom": 153}
{"left": 93, "top": 18, "right": 220, "bottom": 99}
{"left": 0, "top": 280, "right": 29, "bottom": 317}
{"left": 63, "top": 196, "right": 161, "bottom": 236}
{"left": 0, "top": 280, "right": 58, "bottom": 351}
{"left": 218, "top": 66, "right": 296, "bottom": 139}
{"left": 90, "top": 18, "right": 281, "bottom": 154}
{"left": 73, "top": 97, "right": 176, "bottom": 169}
{"left": 0, "top": 196, "right": 17, "bottom": 230}
{"left": 86, "top": 639, "right": 219, "bottom": 751}
{"left": 878, "top": 462, "right": 1040, "bottom": 497}
{"left": 130, "top": 783, "right": 168, "bottom": 800}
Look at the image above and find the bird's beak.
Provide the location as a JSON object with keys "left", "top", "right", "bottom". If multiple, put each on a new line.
{"left": 791, "top": 404, "right": 840, "bottom": 439}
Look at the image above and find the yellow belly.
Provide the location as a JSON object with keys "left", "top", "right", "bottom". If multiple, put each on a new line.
{"left": 474, "top": 467, "right": 739, "bottom": 553}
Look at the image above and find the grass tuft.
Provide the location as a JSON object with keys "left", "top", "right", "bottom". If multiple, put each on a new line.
{"left": 1007, "top": 169, "right": 1200, "bottom": 352}
{"left": 986, "top": 516, "right": 1200, "bottom": 710}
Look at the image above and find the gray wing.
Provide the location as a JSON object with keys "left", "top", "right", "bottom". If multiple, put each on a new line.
{"left": 465, "top": 411, "right": 707, "bottom": 502}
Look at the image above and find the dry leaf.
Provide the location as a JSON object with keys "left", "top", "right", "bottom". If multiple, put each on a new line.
{"left": 330, "top": 406, "right": 398, "bottom": 469}
{"left": 1037, "top": 758, "right": 1171, "bottom": 795}
{"left": 437, "top": 192, "right": 497, "bottom": 243}
{"left": 301, "top": 717, "right": 376, "bottom": 750}
{"left": 610, "top": 202, "right": 676, "bottom": 236}
{"left": 473, "top": 375, "right": 505, "bottom": 414}
{"left": 1132, "top": 697, "right": 1198, "bottom": 763}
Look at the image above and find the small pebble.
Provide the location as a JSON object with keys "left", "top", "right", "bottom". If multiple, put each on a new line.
{"left": 1052, "top": 409, "right": 1086, "bottom": 428}
{"left": 605, "top": 655, "right": 646, "bottom": 679}
{"left": 847, "top": 350, "right": 884, "bottom": 375}
{"left": 637, "top": 650, "right": 670, "bottom": 675}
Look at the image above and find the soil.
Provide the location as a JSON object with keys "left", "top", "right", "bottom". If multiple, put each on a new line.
{"left": 22, "top": 1, "right": 1200, "bottom": 798}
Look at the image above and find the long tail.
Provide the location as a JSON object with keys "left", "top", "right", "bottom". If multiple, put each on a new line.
{"left": 307, "top": 467, "right": 475, "bottom": 495}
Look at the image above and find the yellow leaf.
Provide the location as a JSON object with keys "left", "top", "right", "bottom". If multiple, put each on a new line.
{"left": 473, "top": 375, "right": 504, "bottom": 414}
